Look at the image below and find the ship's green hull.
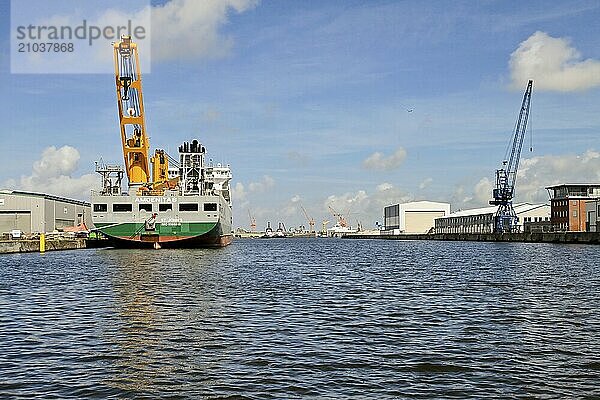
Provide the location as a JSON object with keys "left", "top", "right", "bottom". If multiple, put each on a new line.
{"left": 94, "top": 221, "right": 232, "bottom": 248}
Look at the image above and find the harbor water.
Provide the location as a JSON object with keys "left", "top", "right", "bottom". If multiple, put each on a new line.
{"left": 1, "top": 239, "right": 599, "bottom": 398}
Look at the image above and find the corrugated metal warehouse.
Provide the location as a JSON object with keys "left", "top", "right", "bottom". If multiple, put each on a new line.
{"left": 435, "top": 203, "right": 550, "bottom": 234}
{"left": 0, "top": 190, "right": 91, "bottom": 235}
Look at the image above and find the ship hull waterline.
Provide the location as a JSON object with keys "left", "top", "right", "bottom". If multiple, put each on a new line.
{"left": 94, "top": 221, "right": 233, "bottom": 248}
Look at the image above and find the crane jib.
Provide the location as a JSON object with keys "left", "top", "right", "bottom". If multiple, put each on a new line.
{"left": 113, "top": 35, "right": 151, "bottom": 186}
{"left": 490, "top": 80, "right": 533, "bottom": 233}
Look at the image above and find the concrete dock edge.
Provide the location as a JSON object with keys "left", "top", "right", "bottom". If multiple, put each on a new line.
{"left": 0, "top": 239, "right": 88, "bottom": 254}
{"left": 343, "top": 232, "right": 600, "bottom": 244}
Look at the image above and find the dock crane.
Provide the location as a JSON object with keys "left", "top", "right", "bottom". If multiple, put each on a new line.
{"left": 248, "top": 209, "right": 257, "bottom": 232}
{"left": 321, "top": 220, "right": 330, "bottom": 236}
{"left": 328, "top": 205, "right": 349, "bottom": 228}
{"left": 300, "top": 204, "right": 315, "bottom": 233}
{"left": 489, "top": 79, "right": 533, "bottom": 233}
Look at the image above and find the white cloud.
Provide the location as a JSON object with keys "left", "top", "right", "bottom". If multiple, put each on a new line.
{"left": 152, "top": 0, "right": 259, "bottom": 61}
{"left": 3, "top": 146, "right": 96, "bottom": 200}
{"left": 516, "top": 149, "right": 600, "bottom": 202}
{"left": 473, "top": 177, "right": 493, "bottom": 204}
{"left": 362, "top": 147, "right": 407, "bottom": 171}
{"left": 19, "top": 6, "right": 151, "bottom": 73}
{"left": 231, "top": 175, "right": 274, "bottom": 213}
{"left": 454, "top": 176, "right": 511, "bottom": 209}
{"left": 376, "top": 182, "right": 394, "bottom": 192}
{"left": 247, "top": 175, "right": 275, "bottom": 193}
{"left": 23, "top": 0, "right": 258, "bottom": 70}
{"left": 419, "top": 177, "right": 433, "bottom": 190}
{"left": 281, "top": 205, "right": 298, "bottom": 218}
{"left": 232, "top": 181, "right": 246, "bottom": 201}
{"left": 325, "top": 183, "right": 413, "bottom": 226}
{"left": 509, "top": 31, "right": 600, "bottom": 91}
{"left": 450, "top": 185, "right": 471, "bottom": 206}
{"left": 455, "top": 149, "right": 600, "bottom": 208}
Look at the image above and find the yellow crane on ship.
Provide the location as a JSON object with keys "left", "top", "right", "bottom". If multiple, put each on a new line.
{"left": 113, "top": 35, "right": 176, "bottom": 194}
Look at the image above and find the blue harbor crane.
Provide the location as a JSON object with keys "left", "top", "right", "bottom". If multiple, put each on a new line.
{"left": 489, "top": 79, "right": 533, "bottom": 233}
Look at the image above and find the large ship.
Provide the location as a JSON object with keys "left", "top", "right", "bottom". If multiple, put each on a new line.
{"left": 91, "top": 36, "right": 232, "bottom": 248}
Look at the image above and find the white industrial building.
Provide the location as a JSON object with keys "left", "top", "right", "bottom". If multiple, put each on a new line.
{"left": 383, "top": 201, "right": 451, "bottom": 234}
{"left": 0, "top": 190, "right": 91, "bottom": 235}
{"left": 435, "top": 203, "right": 550, "bottom": 234}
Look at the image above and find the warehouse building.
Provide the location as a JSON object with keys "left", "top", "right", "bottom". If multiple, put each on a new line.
{"left": 546, "top": 184, "right": 600, "bottom": 231}
{"left": 0, "top": 190, "right": 91, "bottom": 235}
{"left": 383, "top": 201, "right": 450, "bottom": 234}
{"left": 435, "top": 203, "right": 550, "bottom": 234}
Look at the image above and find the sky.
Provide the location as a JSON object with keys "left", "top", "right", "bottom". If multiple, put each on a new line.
{"left": 1, "top": 0, "right": 600, "bottom": 230}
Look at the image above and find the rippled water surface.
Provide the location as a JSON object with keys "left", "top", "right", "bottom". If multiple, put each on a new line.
{"left": 1, "top": 239, "right": 599, "bottom": 398}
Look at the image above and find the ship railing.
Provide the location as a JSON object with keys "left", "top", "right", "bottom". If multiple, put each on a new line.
{"left": 91, "top": 189, "right": 125, "bottom": 196}
{"left": 136, "top": 188, "right": 166, "bottom": 196}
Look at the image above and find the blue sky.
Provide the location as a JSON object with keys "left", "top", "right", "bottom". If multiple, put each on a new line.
{"left": 1, "top": 0, "right": 600, "bottom": 228}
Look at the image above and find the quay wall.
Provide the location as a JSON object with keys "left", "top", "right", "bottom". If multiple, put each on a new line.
{"left": 0, "top": 239, "right": 87, "bottom": 254}
{"left": 343, "top": 232, "right": 600, "bottom": 244}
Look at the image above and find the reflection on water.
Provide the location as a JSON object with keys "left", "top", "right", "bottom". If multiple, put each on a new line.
{"left": 101, "top": 249, "right": 236, "bottom": 396}
{"left": 1, "top": 240, "right": 599, "bottom": 398}
{"left": 107, "top": 252, "right": 162, "bottom": 394}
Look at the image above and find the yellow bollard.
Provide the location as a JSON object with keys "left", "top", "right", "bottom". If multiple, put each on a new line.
{"left": 40, "top": 233, "right": 45, "bottom": 253}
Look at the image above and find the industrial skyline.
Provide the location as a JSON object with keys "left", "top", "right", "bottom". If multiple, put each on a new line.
{"left": 1, "top": 0, "right": 600, "bottom": 228}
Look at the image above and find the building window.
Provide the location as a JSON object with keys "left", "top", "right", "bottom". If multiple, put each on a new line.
{"left": 204, "top": 203, "right": 218, "bottom": 212}
{"left": 139, "top": 204, "right": 152, "bottom": 212}
{"left": 179, "top": 203, "right": 199, "bottom": 212}
{"left": 573, "top": 210, "right": 578, "bottom": 217}
{"left": 159, "top": 204, "right": 172, "bottom": 212}
{"left": 113, "top": 203, "right": 132, "bottom": 212}
{"left": 93, "top": 204, "right": 107, "bottom": 212}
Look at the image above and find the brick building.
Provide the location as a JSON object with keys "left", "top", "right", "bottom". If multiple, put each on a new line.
{"left": 546, "top": 184, "right": 600, "bottom": 231}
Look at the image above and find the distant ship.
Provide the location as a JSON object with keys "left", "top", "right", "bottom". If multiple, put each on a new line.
{"left": 262, "top": 222, "right": 287, "bottom": 238}
{"left": 91, "top": 36, "right": 232, "bottom": 248}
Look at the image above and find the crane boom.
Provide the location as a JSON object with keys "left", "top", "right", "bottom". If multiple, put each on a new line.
{"left": 248, "top": 209, "right": 257, "bottom": 232}
{"left": 113, "top": 35, "right": 151, "bottom": 186}
{"left": 300, "top": 204, "right": 315, "bottom": 233}
{"left": 490, "top": 79, "right": 533, "bottom": 233}
{"left": 328, "top": 205, "right": 348, "bottom": 228}
{"left": 506, "top": 79, "right": 533, "bottom": 192}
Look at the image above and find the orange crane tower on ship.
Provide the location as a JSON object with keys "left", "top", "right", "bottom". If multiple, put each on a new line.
{"left": 113, "top": 35, "right": 176, "bottom": 194}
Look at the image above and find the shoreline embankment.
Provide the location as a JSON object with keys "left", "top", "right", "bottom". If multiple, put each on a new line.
{"left": 0, "top": 238, "right": 110, "bottom": 254}
{"left": 343, "top": 232, "right": 600, "bottom": 244}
